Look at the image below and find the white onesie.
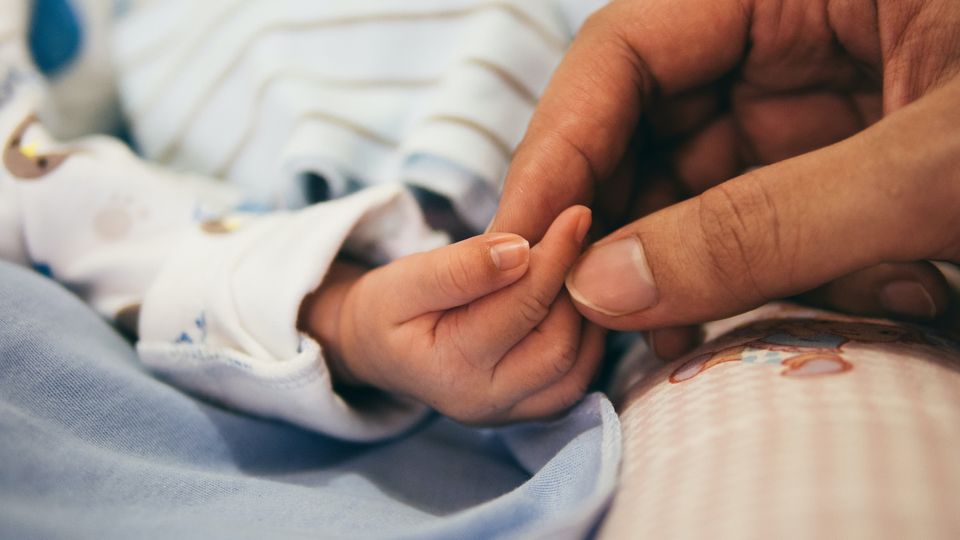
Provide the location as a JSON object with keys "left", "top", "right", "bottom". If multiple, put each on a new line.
{"left": 0, "top": 0, "right": 606, "bottom": 440}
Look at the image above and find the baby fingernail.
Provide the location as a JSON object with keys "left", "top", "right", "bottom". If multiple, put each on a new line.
{"left": 879, "top": 280, "right": 937, "bottom": 319}
{"left": 567, "top": 236, "right": 658, "bottom": 316}
{"left": 490, "top": 237, "right": 529, "bottom": 271}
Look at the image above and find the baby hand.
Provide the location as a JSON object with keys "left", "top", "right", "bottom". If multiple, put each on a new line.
{"left": 301, "top": 206, "right": 604, "bottom": 424}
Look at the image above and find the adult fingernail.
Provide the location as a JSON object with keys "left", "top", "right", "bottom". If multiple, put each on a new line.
{"left": 648, "top": 326, "right": 701, "bottom": 360}
{"left": 879, "top": 280, "right": 938, "bottom": 319}
{"left": 575, "top": 209, "right": 592, "bottom": 244}
{"left": 567, "top": 236, "right": 657, "bottom": 316}
{"left": 490, "top": 237, "right": 530, "bottom": 271}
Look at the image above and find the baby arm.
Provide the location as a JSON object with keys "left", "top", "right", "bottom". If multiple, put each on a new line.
{"left": 299, "top": 206, "right": 607, "bottom": 424}
{"left": 0, "top": 36, "right": 450, "bottom": 440}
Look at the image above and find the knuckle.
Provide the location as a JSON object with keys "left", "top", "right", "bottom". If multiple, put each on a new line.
{"left": 548, "top": 340, "right": 579, "bottom": 377}
{"left": 580, "top": 3, "right": 659, "bottom": 106}
{"left": 433, "top": 250, "right": 476, "bottom": 299}
{"left": 517, "top": 291, "right": 553, "bottom": 327}
{"left": 534, "top": 129, "right": 599, "bottom": 208}
{"left": 696, "top": 178, "right": 784, "bottom": 303}
{"left": 437, "top": 313, "right": 498, "bottom": 372}
{"left": 440, "top": 315, "right": 473, "bottom": 363}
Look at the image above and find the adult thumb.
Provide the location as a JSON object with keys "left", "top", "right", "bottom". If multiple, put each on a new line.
{"left": 564, "top": 82, "right": 960, "bottom": 330}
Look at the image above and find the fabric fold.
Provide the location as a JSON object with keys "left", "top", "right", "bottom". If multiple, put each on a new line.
{"left": 139, "top": 185, "right": 446, "bottom": 440}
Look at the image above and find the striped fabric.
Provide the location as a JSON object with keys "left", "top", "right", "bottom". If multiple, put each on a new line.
{"left": 602, "top": 304, "right": 960, "bottom": 539}
{"left": 111, "top": 0, "right": 603, "bottom": 229}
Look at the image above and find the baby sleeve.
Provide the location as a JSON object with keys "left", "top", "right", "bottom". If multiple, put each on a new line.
{"left": 136, "top": 186, "right": 443, "bottom": 441}
{"left": 0, "top": 46, "right": 442, "bottom": 441}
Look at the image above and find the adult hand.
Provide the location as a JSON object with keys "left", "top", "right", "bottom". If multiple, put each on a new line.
{"left": 490, "top": 0, "right": 960, "bottom": 356}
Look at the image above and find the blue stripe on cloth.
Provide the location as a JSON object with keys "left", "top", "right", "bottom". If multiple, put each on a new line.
{"left": 28, "top": 0, "right": 83, "bottom": 77}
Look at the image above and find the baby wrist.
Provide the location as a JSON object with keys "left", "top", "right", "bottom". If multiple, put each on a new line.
{"left": 297, "top": 261, "right": 369, "bottom": 388}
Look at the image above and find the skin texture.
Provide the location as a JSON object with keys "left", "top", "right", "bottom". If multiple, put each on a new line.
{"left": 300, "top": 206, "right": 606, "bottom": 425}
{"left": 489, "top": 0, "right": 960, "bottom": 356}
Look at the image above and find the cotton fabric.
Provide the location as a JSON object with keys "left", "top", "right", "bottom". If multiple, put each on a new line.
{"left": 0, "top": 261, "right": 622, "bottom": 539}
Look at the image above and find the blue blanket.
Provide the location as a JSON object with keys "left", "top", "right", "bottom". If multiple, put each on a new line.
{"left": 0, "top": 262, "right": 621, "bottom": 539}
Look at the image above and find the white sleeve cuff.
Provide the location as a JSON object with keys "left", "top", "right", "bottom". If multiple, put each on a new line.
{"left": 138, "top": 184, "right": 447, "bottom": 441}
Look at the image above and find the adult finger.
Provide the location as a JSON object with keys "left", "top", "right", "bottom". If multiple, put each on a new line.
{"left": 647, "top": 325, "right": 702, "bottom": 360}
{"left": 488, "top": 0, "right": 751, "bottom": 241}
{"left": 934, "top": 262, "right": 960, "bottom": 336}
{"left": 565, "top": 77, "right": 960, "bottom": 331}
{"left": 799, "top": 261, "right": 951, "bottom": 320}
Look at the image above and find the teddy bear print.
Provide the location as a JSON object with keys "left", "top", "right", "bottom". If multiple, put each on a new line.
{"left": 670, "top": 319, "right": 931, "bottom": 383}
{"left": 200, "top": 216, "right": 245, "bottom": 235}
{"left": 91, "top": 193, "right": 151, "bottom": 242}
{"left": 3, "top": 114, "right": 75, "bottom": 179}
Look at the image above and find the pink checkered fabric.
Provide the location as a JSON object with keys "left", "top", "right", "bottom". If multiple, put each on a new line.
{"left": 602, "top": 304, "right": 960, "bottom": 539}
